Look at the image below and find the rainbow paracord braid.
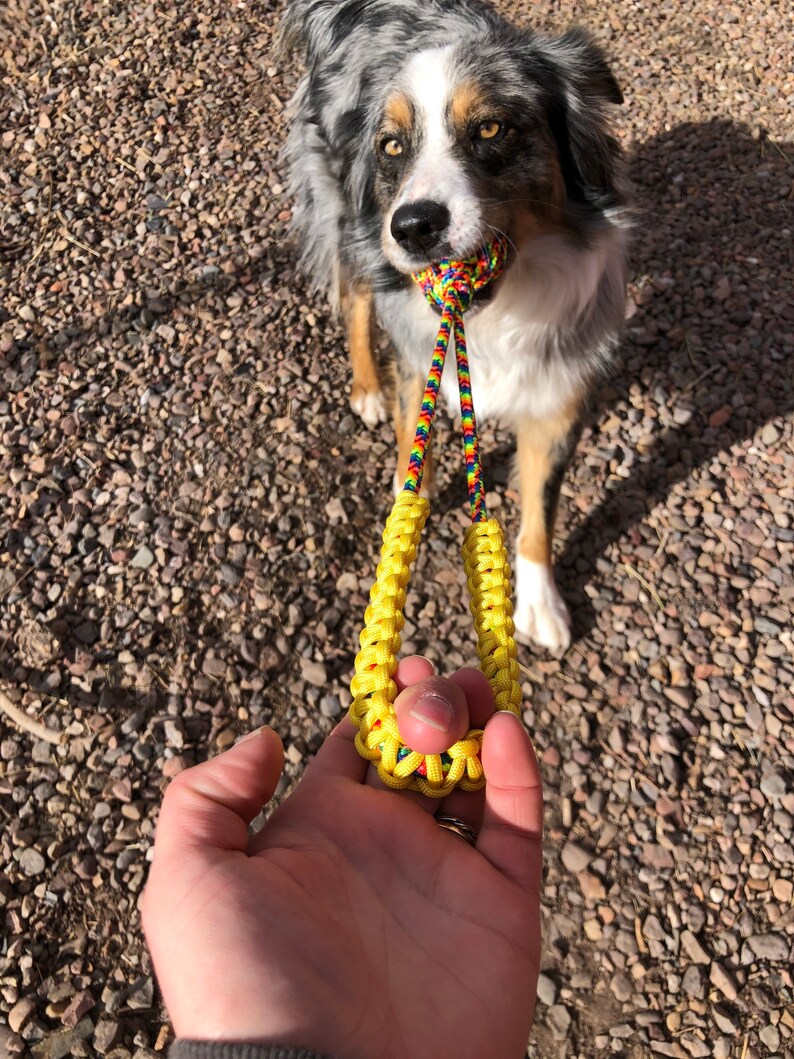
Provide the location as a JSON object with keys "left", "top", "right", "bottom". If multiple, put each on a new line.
{"left": 349, "top": 237, "right": 522, "bottom": 798}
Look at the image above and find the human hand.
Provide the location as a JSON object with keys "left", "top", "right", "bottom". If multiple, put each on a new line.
{"left": 142, "top": 657, "right": 542, "bottom": 1059}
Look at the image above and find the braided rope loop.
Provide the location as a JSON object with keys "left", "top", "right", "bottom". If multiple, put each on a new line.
{"left": 462, "top": 519, "right": 522, "bottom": 715}
{"left": 347, "top": 236, "right": 522, "bottom": 797}
{"left": 349, "top": 490, "right": 486, "bottom": 797}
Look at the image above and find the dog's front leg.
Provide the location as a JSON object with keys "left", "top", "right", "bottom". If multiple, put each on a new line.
{"left": 514, "top": 402, "right": 584, "bottom": 655}
{"left": 340, "top": 281, "right": 388, "bottom": 429}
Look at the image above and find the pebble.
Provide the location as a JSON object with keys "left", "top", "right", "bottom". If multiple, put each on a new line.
{"left": 547, "top": 1004, "right": 572, "bottom": 1041}
{"left": 680, "top": 930, "right": 711, "bottom": 965}
{"left": 130, "top": 545, "right": 155, "bottom": 569}
{"left": 709, "top": 963, "right": 739, "bottom": 1002}
{"left": 760, "top": 772, "right": 787, "bottom": 800}
{"left": 682, "top": 965, "right": 706, "bottom": 999}
{"left": 8, "top": 996, "right": 36, "bottom": 1033}
{"left": 610, "top": 972, "right": 632, "bottom": 1002}
{"left": 759, "top": 1024, "right": 780, "bottom": 1052}
{"left": 300, "top": 658, "right": 328, "bottom": 686}
{"left": 320, "top": 694, "right": 342, "bottom": 719}
{"left": 18, "top": 848, "right": 46, "bottom": 877}
{"left": 578, "top": 870, "right": 607, "bottom": 902}
{"left": 743, "top": 933, "right": 790, "bottom": 963}
{"left": 536, "top": 974, "right": 557, "bottom": 1006}
{"left": 561, "top": 841, "right": 595, "bottom": 873}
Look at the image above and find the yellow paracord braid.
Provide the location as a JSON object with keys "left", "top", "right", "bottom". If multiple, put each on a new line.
{"left": 349, "top": 491, "right": 521, "bottom": 798}
{"left": 348, "top": 238, "right": 521, "bottom": 796}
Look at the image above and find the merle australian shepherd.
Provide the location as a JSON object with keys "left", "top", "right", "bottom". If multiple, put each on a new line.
{"left": 281, "top": 0, "right": 629, "bottom": 655}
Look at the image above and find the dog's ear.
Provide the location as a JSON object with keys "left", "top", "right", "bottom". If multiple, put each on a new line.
{"left": 539, "top": 28, "right": 624, "bottom": 211}
{"left": 551, "top": 27, "right": 624, "bottom": 106}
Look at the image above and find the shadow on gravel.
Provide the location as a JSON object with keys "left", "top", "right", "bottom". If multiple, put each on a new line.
{"left": 561, "top": 118, "right": 793, "bottom": 640}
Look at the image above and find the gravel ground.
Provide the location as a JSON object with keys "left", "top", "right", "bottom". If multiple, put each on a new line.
{"left": 1, "top": 0, "right": 792, "bottom": 1056}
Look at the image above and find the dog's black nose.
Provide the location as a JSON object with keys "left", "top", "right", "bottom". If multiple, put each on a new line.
{"left": 391, "top": 200, "right": 451, "bottom": 255}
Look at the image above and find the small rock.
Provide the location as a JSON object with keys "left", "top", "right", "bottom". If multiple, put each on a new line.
{"left": 18, "top": 847, "right": 46, "bottom": 877}
{"left": 30, "top": 1017, "right": 94, "bottom": 1059}
{"left": 744, "top": 932, "right": 790, "bottom": 962}
{"left": 220, "top": 563, "right": 241, "bottom": 586}
{"left": 772, "top": 878, "right": 793, "bottom": 903}
{"left": 130, "top": 545, "right": 155, "bottom": 569}
{"left": 760, "top": 772, "right": 786, "bottom": 800}
{"left": 536, "top": 973, "right": 557, "bottom": 1006}
{"left": 650, "top": 1042, "right": 686, "bottom": 1057}
{"left": 286, "top": 743, "right": 304, "bottom": 766}
{"left": 542, "top": 746, "right": 561, "bottom": 768}
{"left": 712, "top": 1004, "right": 740, "bottom": 1035}
{"left": 680, "top": 929, "right": 710, "bottom": 965}
{"left": 641, "top": 843, "right": 675, "bottom": 870}
{"left": 162, "top": 755, "right": 189, "bottom": 778}
{"left": 93, "top": 1019, "right": 121, "bottom": 1055}
{"left": 578, "top": 870, "right": 607, "bottom": 902}
{"left": 680, "top": 1036, "right": 711, "bottom": 1058}
{"left": 584, "top": 918, "right": 603, "bottom": 941}
{"left": 74, "top": 620, "right": 99, "bottom": 644}
{"left": 320, "top": 695, "right": 341, "bottom": 719}
{"left": 561, "top": 840, "right": 594, "bottom": 873}
{"left": 609, "top": 972, "right": 632, "bottom": 1003}
{"left": 682, "top": 965, "right": 705, "bottom": 999}
{"left": 8, "top": 996, "right": 37, "bottom": 1033}
{"left": 126, "top": 976, "right": 154, "bottom": 1010}
{"left": 643, "top": 914, "right": 666, "bottom": 942}
{"left": 202, "top": 655, "right": 227, "bottom": 677}
{"left": 761, "top": 422, "right": 781, "bottom": 446}
{"left": 300, "top": 658, "right": 327, "bottom": 687}
{"left": 759, "top": 1024, "right": 780, "bottom": 1052}
{"left": 62, "top": 989, "right": 95, "bottom": 1028}
{"left": 709, "top": 961, "right": 739, "bottom": 1001}
{"left": 547, "top": 1004, "right": 572, "bottom": 1041}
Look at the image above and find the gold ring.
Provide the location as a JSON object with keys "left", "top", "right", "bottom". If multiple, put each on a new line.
{"left": 436, "top": 815, "right": 478, "bottom": 848}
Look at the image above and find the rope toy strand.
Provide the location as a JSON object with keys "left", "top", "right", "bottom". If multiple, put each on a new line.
{"left": 349, "top": 237, "right": 522, "bottom": 798}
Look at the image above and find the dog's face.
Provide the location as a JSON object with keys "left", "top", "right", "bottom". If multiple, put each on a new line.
{"left": 369, "top": 34, "right": 623, "bottom": 275}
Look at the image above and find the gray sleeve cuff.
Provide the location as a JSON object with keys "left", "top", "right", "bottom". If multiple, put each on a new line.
{"left": 169, "top": 1043, "right": 334, "bottom": 1059}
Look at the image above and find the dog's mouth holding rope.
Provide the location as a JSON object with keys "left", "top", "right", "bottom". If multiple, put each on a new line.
{"left": 411, "top": 236, "right": 509, "bottom": 318}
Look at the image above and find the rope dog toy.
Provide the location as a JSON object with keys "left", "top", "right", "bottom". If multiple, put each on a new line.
{"left": 349, "top": 236, "right": 522, "bottom": 798}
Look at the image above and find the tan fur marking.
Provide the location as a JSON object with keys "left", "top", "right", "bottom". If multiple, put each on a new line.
{"left": 394, "top": 371, "right": 434, "bottom": 493}
{"left": 516, "top": 394, "right": 584, "bottom": 566}
{"left": 345, "top": 285, "right": 379, "bottom": 400}
{"left": 449, "top": 81, "right": 487, "bottom": 131}
{"left": 384, "top": 93, "right": 414, "bottom": 137}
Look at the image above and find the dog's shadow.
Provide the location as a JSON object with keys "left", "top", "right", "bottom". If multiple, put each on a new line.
{"left": 434, "top": 118, "right": 788, "bottom": 652}
{"left": 558, "top": 118, "right": 792, "bottom": 641}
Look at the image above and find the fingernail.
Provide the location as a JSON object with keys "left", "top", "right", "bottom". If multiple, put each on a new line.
{"left": 409, "top": 693, "right": 454, "bottom": 733}
{"left": 237, "top": 726, "right": 266, "bottom": 744}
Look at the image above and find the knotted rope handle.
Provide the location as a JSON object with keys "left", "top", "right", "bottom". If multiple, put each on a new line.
{"left": 348, "top": 238, "right": 522, "bottom": 798}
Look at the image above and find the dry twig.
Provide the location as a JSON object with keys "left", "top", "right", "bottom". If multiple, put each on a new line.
{"left": 0, "top": 690, "right": 64, "bottom": 745}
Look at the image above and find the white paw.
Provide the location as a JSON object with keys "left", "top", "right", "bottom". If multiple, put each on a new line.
{"left": 351, "top": 388, "right": 388, "bottom": 429}
{"left": 513, "top": 558, "right": 572, "bottom": 655}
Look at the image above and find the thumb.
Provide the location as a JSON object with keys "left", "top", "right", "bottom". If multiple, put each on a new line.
{"left": 151, "top": 727, "right": 284, "bottom": 862}
{"left": 394, "top": 675, "right": 471, "bottom": 755}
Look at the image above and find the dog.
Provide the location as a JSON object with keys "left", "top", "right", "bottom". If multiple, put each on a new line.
{"left": 281, "top": 0, "right": 629, "bottom": 654}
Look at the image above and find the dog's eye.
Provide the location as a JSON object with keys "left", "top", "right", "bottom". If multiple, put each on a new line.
{"left": 381, "top": 137, "right": 404, "bottom": 158}
{"left": 477, "top": 120, "right": 502, "bottom": 141}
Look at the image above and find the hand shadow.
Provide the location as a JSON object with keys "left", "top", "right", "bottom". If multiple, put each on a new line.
{"left": 559, "top": 118, "right": 792, "bottom": 643}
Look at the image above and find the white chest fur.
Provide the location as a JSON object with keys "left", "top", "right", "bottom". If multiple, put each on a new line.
{"left": 377, "top": 227, "right": 626, "bottom": 427}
